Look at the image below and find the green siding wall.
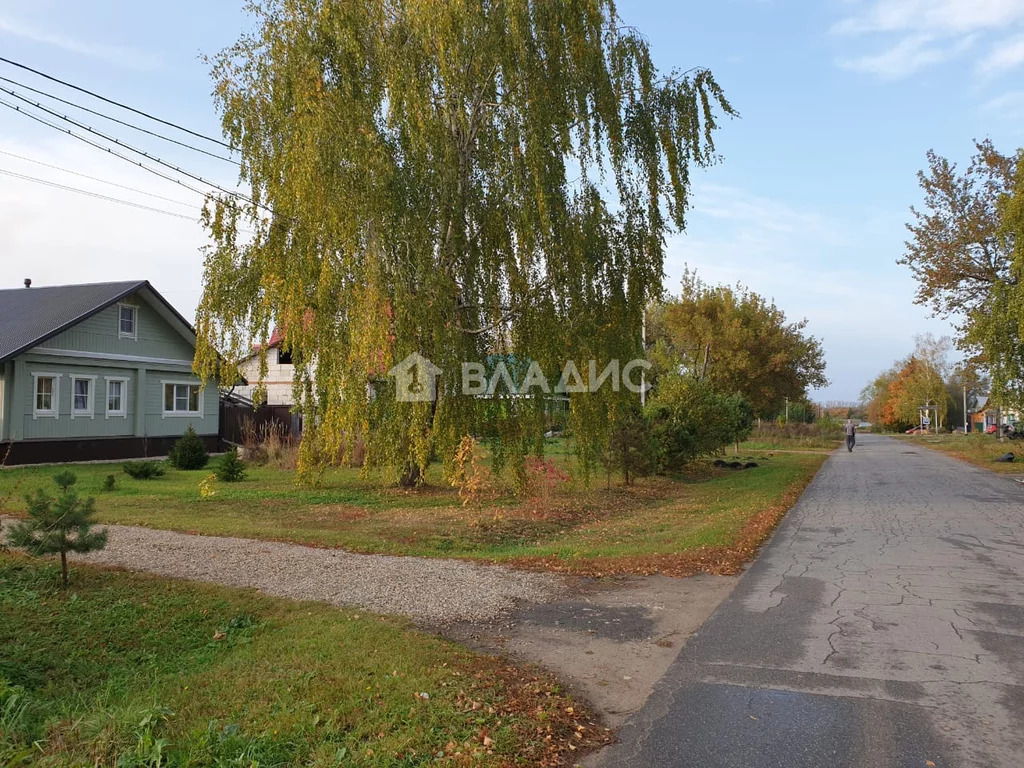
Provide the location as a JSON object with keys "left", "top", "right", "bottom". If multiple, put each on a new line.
{"left": 12, "top": 360, "right": 217, "bottom": 440}
{"left": 17, "top": 362, "right": 136, "bottom": 440}
{"left": 37, "top": 294, "right": 196, "bottom": 362}
{"left": 5, "top": 289, "right": 218, "bottom": 446}
{"left": 145, "top": 375, "right": 219, "bottom": 437}
{"left": 0, "top": 361, "right": 11, "bottom": 441}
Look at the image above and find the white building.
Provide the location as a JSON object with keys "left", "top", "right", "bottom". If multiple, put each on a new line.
{"left": 235, "top": 329, "right": 296, "bottom": 406}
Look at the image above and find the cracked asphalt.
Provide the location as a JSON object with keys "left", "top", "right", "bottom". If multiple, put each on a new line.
{"left": 591, "top": 434, "right": 1024, "bottom": 768}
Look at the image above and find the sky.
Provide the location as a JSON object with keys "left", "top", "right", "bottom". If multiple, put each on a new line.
{"left": 1, "top": 0, "right": 1023, "bottom": 401}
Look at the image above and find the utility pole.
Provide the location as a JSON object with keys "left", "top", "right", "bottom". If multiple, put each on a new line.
{"left": 640, "top": 308, "right": 646, "bottom": 407}
{"left": 963, "top": 385, "right": 968, "bottom": 434}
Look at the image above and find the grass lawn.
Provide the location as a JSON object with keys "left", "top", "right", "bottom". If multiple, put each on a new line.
{"left": 0, "top": 445, "right": 826, "bottom": 576}
{"left": 897, "top": 432, "right": 1024, "bottom": 474}
{"left": 0, "top": 554, "right": 604, "bottom": 767}
{"left": 737, "top": 424, "right": 845, "bottom": 452}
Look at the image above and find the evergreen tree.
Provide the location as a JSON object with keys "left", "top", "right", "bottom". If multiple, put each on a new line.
{"left": 603, "top": 409, "right": 657, "bottom": 485}
{"left": 169, "top": 426, "right": 209, "bottom": 470}
{"left": 216, "top": 447, "right": 247, "bottom": 483}
{"left": 7, "top": 471, "right": 108, "bottom": 587}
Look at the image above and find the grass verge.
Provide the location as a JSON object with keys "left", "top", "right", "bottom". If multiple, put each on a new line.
{"left": 0, "top": 450, "right": 826, "bottom": 575}
{"left": 897, "top": 433, "right": 1024, "bottom": 474}
{"left": 0, "top": 554, "right": 606, "bottom": 767}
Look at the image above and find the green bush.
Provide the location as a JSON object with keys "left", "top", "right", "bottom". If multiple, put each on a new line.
{"left": 646, "top": 375, "right": 754, "bottom": 470}
{"left": 122, "top": 461, "right": 166, "bottom": 480}
{"left": 102, "top": 474, "right": 116, "bottom": 491}
{"left": 215, "top": 448, "right": 247, "bottom": 483}
{"left": 169, "top": 426, "right": 209, "bottom": 470}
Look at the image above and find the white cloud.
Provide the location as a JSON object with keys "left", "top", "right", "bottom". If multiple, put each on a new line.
{"left": 838, "top": 34, "right": 972, "bottom": 78}
{"left": 691, "top": 184, "right": 841, "bottom": 242}
{"left": 0, "top": 15, "right": 162, "bottom": 70}
{"left": 978, "top": 34, "right": 1024, "bottom": 74}
{"left": 833, "top": 0, "right": 1024, "bottom": 36}
{"left": 982, "top": 89, "right": 1024, "bottom": 116}
{"left": 832, "top": 0, "right": 1024, "bottom": 79}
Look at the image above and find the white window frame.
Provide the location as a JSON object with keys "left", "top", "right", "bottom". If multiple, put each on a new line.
{"left": 70, "top": 375, "right": 96, "bottom": 419}
{"left": 117, "top": 302, "right": 138, "bottom": 340}
{"left": 105, "top": 376, "right": 129, "bottom": 418}
{"left": 31, "top": 372, "right": 59, "bottom": 419}
{"left": 161, "top": 380, "right": 203, "bottom": 417}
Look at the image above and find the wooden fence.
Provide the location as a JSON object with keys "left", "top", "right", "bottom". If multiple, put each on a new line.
{"left": 219, "top": 394, "right": 301, "bottom": 446}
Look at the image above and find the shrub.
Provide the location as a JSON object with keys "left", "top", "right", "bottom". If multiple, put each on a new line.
{"left": 450, "top": 436, "right": 492, "bottom": 505}
{"left": 6, "top": 471, "right": 107, "bottom": 586}
{"left": 122, "top": 461, "right": 166, "bottom": 479}
{"left": 646, "top": 375, "right": 753, "bottom": 470}
{"left": 199, "top": 474, "right": 218, "bottom": 499}
{"left": 216, "top": 448, "right": 247, "bottom": 483}
{"left": 102, "top": 474, "right": 116, "bottom": 491}
{"left": 169, "top": 425, "right": 209, "bottom": 470}
{"left": 603, "top": 409, "right": 658, "bottom": 485}
{"left": 241, "top": 420, "right": 297, "bottom": 469}
{"left": 524, "top": 456, "right": 570, "bottom": 501}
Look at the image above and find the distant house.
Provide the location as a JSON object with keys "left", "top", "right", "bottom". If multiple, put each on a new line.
{"left": 235, "top": 328, "right": 296, "bottom": 406}
{"left": 970, "top": 396, "right": 1021, "bottom": 433}
{"left": 0, "top": 280, "right": 218, "bottom": 464}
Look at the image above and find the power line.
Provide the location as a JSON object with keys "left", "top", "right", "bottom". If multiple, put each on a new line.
{"left": 0, "top": 93, "right": 268, "bottom": 212}
{"left": 0, "top": 148, "right": 199, "bottom": 208}
{"left": 0, "top": 75, "right": 237, "bottom": 164}
{"left": 0, "top": 95, "right": 216, "bottom": 201}
{"left": 0, "top": 166, "right": 200, "bottom": 221}
{"left": 0, "top": 55, "right": 231, "bottom": 149}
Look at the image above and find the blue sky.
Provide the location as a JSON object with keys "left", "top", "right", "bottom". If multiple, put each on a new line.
{"left": 1, "top": 0, "right": 1023, "bottom": 401}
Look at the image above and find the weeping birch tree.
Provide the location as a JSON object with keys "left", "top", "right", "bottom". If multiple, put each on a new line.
{"left": 195, "top": 0, "right": 736, "bottom": 484}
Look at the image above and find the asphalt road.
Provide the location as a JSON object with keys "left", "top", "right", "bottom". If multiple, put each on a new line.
{"left": 593, "top": 434, "right": 1024, "bottom": 768}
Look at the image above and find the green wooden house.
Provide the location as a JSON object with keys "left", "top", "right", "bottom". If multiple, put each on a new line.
{"left": 0, "top": 280, "right": 218, "bottom": 464}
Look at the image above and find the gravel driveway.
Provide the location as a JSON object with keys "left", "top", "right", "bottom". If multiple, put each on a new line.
{"left": 4, "top": 520, "right": 565, "bottom": 624}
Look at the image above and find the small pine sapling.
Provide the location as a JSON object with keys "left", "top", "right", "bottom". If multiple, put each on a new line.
{"left": 6, "top": 471, "right": 108, "bottom": 586}
{"left": 122, "top": 461, "right": 166, "bottom": 479}
{"left": 215, "top": 448, "right": 247, "bottom": 482}
{"left": 168, "top": 425, "right": 209, "bottom": 470}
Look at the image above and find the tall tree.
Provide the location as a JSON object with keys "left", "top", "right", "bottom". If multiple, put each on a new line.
{"left": 973, "top": 151, "right": 1024, "bottom": 405}
{"left": 901, "top": 141, "right": 1023, "bottom": 405}
{"left": 194, "top": 0, "right": 736, "bottom": 484}
{"left": 648, "top": 272, "right": 827, "bottom": 418}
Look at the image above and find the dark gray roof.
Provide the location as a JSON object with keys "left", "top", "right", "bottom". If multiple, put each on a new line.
{"left": 0, "top": 280, "right": 193, "bottom": 362}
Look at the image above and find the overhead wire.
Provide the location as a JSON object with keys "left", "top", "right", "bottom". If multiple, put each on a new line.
{"left": 0, "top": 75, "right": 237, "bottom": 164}
{"left": 0, "top": 166, "right": 200, "bottom": 221}
{"left": 0, "top": 95, "right": 217, "bottom": 201}
{"left": 0, "top": 92, "right": 269, "bottom": 213}
{"left": 0, "top": 55, "right": 231, "bottom": 148}
{"left": 0, "top": 148, "right": 200, "bottom": 208}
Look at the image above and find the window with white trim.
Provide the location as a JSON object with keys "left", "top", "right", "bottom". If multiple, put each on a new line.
{"left": 118, "top": 303, "right": 137, "bottom": 339}
{"left": 106, "top": 377, "right": 128, "bottom": 416}
{"left": 163, "top": 382, "right": 201, "bottom": 415}
{"left": 33, "top": 374, "right": 58, "bottom": 417}
{"left": 71, "top": 376, "right": 95, "bottom": 417}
